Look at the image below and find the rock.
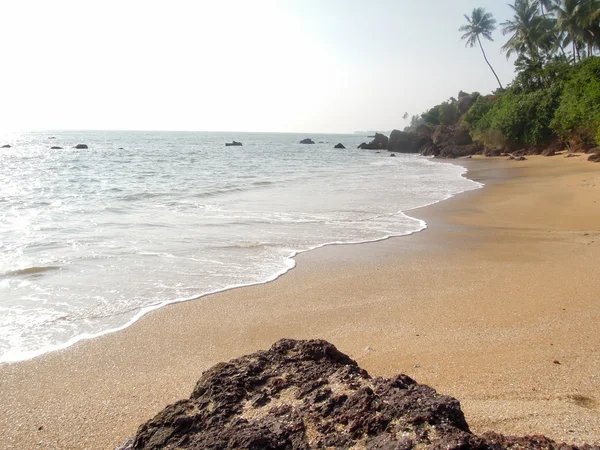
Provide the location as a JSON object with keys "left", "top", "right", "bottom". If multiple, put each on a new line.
{"left": 121, "top": 339, "right": 598, "bottom": 450}
{"left": 74, "top": 144, "right": 88, "bottom": 149}
{"left": 334, "top": 143, "right": 345, "bottom": 149}
{"left": 118, "top": 147, "right": 124, "bottom": 150}
{"left": 415, "top": 124, "right": 432, "bottom": 139}
{"left": 588, "top": 152, "right": 600, "bottom": 162}
{"left": 300, "top": 138, "right": 315, "bottom": 144}
{"left": 387, "top": 130, "right": 424, "bottom": 153}
{"left": 438, "top": 143, "right": 481, "bottom": 159}
{"left": 483, "top": 148, "right": 502, "bottom": 157}
{"left": 517, "top": 156, "right": 527, "bottom": 161}
{"left": 390, "top": 153, "right": 396, "bottom": 157}
{"left": 565, "top": 153, "right": 580, "bottom": 158}
{"left": 420, "top": 142, "right": 440, "bottom": 157}
{"left": 1, "top": 144, "right": 11, "bottom": 148}
{"left": 587, "top": 147, "right": 599, "bottom": 155}
{"left": 358, "top": 133, "right": 388, "bottom": 150}
{"left": 452, "top": 130, "right": 473, "bottom": 146}
{"left": 225, "top": 141, "right": 242, "bottom": 147}
{"left": 542, "top": 148, "right": 556, "bottom": 157}
{"left": 50, "top": 146, "right": 63, "bottom": 150}
{"left": 48, "top": 136, "right": 56, "bottom": 139}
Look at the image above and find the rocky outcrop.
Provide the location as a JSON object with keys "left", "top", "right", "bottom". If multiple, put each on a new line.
{"left": 358, "top": 133, "right": 388, "bottom": 150}
{"left": 120, "top": 339, "right": 599, "bottom": 450}
{"left": 50, "top": 146, "right": 63, "bottom": 150}
{"left": 334, "top": 143, "right": 346, "bottom": 149}
{"left": 300, "top": 138, "right": 315, "bottom": 144}
{"left": 1, "top": 144, "right": 11, "bottom": 148}
{"left": 225, "top": 141, "right": 242, "bottom": 146}
{"left": 387, "top": 130, "right": 426, "bottom": 153}
{"left": 74, "top": 144, "right": 88, "bottom": 149}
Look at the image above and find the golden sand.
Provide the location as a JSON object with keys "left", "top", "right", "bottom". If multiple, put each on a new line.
{"left": 0, "top": 155, "right": 599, "bottom": 449}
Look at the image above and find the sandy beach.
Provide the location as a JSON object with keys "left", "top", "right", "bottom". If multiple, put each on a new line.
{"left": 1, "top": 155, "right": 599, "bottom": 449}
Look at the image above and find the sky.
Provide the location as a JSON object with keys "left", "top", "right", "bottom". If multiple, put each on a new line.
{"left": 0, "top": 0, "right": 517, "bottom": 133}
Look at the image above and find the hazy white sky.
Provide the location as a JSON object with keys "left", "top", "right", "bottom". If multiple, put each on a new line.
{"left": 0, "top": 0, "right": 516, "bottom": 133}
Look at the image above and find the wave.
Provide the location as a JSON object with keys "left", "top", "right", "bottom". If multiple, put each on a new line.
{"left": 4, "top": 266, "right": 61, "bottom": 276}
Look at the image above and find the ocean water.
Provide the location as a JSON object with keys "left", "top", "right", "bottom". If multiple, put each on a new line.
{"left": 0, "top": 131, "right": 481, "bottom": 363}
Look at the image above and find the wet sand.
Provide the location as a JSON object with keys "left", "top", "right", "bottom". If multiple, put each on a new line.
{"left": 0, "top": 155, "right": 599, "bottom": 449}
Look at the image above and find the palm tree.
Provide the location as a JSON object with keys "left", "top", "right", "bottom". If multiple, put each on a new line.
{"left": 501, "top": 0, "right": 547, "bottom": 61}
{"left": 459, "top": 8, "right": 504, "bottom": 89}
{"left": 555, "top": 0, "right": 587, "bottom": 61}
{"left": 554, "top": 0, "right": 600, "bottom": 60}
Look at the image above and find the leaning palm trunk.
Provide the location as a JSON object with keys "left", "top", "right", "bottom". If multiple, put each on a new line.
{"left": 477, "top": 35, "right": 504, "bottom": 90}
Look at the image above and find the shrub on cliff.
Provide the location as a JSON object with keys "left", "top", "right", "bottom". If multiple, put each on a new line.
{"left": 551, "top": 57, "right": 600, "bottom": 147}
{"left": 475, "top": 84, "right": 562, "bottom": 147}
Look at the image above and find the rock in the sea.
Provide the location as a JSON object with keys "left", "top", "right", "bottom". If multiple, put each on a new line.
{"left": 1, "top": 144, "right": 11, "bottom": 148}
{"left": 121, "top": 339, "right": 599, "bottom": 450}
{"left": 334, "top": 143, "right": 346, "bottom": 149}
{"left": 74, "top": 144, "right": 88, "bottom": 149}
{"left": 358, "top": 133, "right": 388, "bottom": 150}
{"left": 390, "top": 153, "right": 396, "bottom": 157}
{"left": 300, "top": 138, "right": 315, "bottom": 144}
{"left": 225, "top": 141, "right": 242, "bottom": 147}
{"left": 387, "top": 130, "right": 424, "bottom": 153}
{"left": 50, "top": 146, "right": 63, "bottom": 150}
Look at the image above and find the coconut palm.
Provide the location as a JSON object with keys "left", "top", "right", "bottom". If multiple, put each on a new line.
{"left": 459, "top": 7, "right": 504, "bottom": 89}
{"left": 501, "top": 0, "right": 548, "bottom": 60}
{"left": 555, "top": 0, "right": 587, "bottom": 61}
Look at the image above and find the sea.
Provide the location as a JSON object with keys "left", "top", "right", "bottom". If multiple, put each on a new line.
{"left": 0, "top": 130, "right": 481, "bottom": 364}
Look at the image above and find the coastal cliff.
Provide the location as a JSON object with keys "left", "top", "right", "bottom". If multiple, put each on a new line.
{"left": 119, "top": 339, "right": 600, "bottom": 449}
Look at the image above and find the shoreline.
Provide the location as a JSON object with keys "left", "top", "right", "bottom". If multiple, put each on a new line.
{"left": 1, "top": 155, "right": 599, "bottom": 449}
{"left": 0, "top": 156, "right": 479, "bottom": 365}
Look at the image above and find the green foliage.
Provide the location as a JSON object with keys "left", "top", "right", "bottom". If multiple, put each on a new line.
{"left": 464, "top": 96, "right": 494, "bottom": 127}
{"left": 475, "top": 82, "right": 563, "bottom": 146}
{"left": 438, "top": 102, "right": 459, "bottom": 126}
{"left": 551, "top": 57, "right": 600, "bottom": 146}
{"left": 421, "top": 105, "right": 441, "bottom": 126}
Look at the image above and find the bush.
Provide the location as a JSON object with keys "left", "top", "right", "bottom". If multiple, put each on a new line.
{"left": 551, "top": 57, "right": 600, "bottom": 146}
{"left": 438, "top": 102, "right": 459, "bottom": 126}
{"left": 464, "top": 96, "right": 494, "bottom": 128}
{"left": 475, "top": 83, "right": 563, "bottom": 147}
{"left": 421, "top": 105, "right": 441, "bottom": 126}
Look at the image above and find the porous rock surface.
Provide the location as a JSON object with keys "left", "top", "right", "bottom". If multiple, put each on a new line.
{"left": 121, "top": 339, "right": 599, "bottom": 449}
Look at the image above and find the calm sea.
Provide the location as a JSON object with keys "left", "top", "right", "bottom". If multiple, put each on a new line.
{"left": 0, "top": 130, "right": 481, "bottom": 363}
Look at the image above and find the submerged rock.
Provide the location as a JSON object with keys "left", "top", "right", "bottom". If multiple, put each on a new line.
{"left": 1, "top": 144, "right": 11, "bottom": 148}
{"left": 50, "top": 146, "right": 63, "bottom": 149}
{"left": 225, "top": 141, "right": 242, "bottom": 147}
{"left": 74, "top": 144, "right": 88, "bottom": 149}
{"left": 121, "top": 339, "right": 599, "bottom": 450}
{"left": 300, "top": 138, "right": 315, "bottom": 144}
{"left": 334, "top": 143, "right": 346, "bottom": 149}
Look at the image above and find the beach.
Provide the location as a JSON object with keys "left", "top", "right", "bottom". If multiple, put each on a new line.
{"left": 1, "top": 155, "right": 599, "bottom": 449}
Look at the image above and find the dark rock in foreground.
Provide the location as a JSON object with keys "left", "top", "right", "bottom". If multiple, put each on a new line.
{"left": 334, "top": 143, "right": 346, "bottom": 149}
{"left": 300, "top": 138, "right": 315, "bottom": 144}
{"left": 74, "top": 144, "right": 88, "bottom": 149}
{"left": 1, "top": 144, "right": 11, "bottom": 148}
{"left": 225, "top": 141, "right": 242, "bottom": 147}
{"left": 121, "top": 339, "right": 599, "bottom": 450}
